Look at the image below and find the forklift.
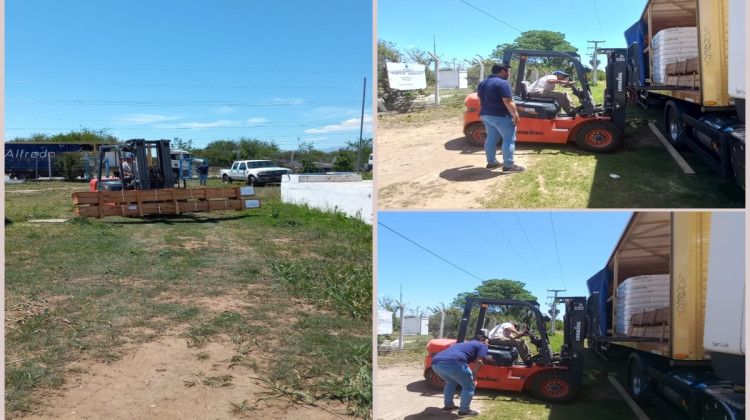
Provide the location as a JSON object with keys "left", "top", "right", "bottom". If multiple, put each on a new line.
{"left": 424, "top": 296, "right": 587, "bottom": 403}
{"left": 91, "top": 139, "right": 176, "bottom": 192}
{"left": 463, "top": 49, "right": 628, "bottom": 153}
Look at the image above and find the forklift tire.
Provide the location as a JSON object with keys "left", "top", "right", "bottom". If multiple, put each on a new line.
{"left": 222, "top": 174, "right": 232, "bottom": 184}
{"left": 529, "top": 371, "right": 580, "bottom": 404}
{"left": 425, "top": 368, "right": 447, "bottom": 390}
{"left": 465, "top": 122, "right": 489, "bottom": 147}
{"left": 574, "top": 121, "right": 623, "bottom": 153}
{"left": 626, "top": 353, "right": 651, "bottom": 403}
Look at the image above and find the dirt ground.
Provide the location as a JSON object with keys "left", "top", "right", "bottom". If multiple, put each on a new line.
{"left": 376, "top": 360, "right": 486, "bottom": 420}
{"left": 9, "top": 296, "right": 350, "bottom": 420}
{"left": 376, "top": 116, "right": 507, "bottom": 209}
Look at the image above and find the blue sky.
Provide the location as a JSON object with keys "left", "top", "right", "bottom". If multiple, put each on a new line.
{"left": 377, "top": 0, "right": 648, "bottom": 69}
{"left": 377, "top": 211, "right": 633, "bottom": 317}
{"left": 5, "top": 1, "right": 373, "bottom": 151}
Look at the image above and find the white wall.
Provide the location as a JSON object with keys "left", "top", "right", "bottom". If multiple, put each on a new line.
{"left": 280, "top": 174, "right": 373, "bottom": 224}
{"left": 403, "top": 317, "right": 429, "bottom": 335}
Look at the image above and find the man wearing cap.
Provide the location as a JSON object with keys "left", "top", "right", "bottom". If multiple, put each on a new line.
{"left": 121, "top": 153, "right": 134, "bottom": 178}
{"left": 528, "top": 70, "right": 577, "bottom": 116}
{"left": 477, "top": 62, "right": 525, "bottom": 173}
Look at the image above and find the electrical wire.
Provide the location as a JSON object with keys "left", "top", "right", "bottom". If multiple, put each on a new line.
{"left": 548, "top": 212, "right": 566, "bottom": 289}
{"left": 513, "top": 212, "right": 550, "bottom": 288}
{"left": 377, "top": 221, "right": 485, "bottom": 282}
{"left": 486, "top": 213, "right": 544, "bottom": 286}
{"left": 458, "top": 0, "right": 523, "bottom": 33}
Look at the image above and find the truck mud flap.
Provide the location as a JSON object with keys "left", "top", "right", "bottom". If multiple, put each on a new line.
{"left": 680, "top": 114, "right": 734, "bottom": 178}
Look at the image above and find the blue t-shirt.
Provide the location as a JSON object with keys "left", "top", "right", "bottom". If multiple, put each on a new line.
{"left": 477, "top": 75, "right": 512, "bottom": 117}
{"left": 432, "top": 340, "right": 488, "bottom": 366}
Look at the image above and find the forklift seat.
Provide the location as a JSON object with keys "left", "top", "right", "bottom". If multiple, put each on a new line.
{"left": 485, "top": 345, "right": 519, "bottom": 366}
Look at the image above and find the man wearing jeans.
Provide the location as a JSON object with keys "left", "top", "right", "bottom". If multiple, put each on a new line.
{"left": 477, "top": 63, "right": 525, "bottom": 173}
{"left": 430, "top": 335, "right": 489, "bottom": 417}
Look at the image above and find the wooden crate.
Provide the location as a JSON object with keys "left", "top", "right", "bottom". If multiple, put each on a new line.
{"left": 72, "top": 186, "right": 259, "bottom": 219}
{"left": 644, "top": 324, "right": 670, "bottom": 341}
{"left": 675, "top": 59, "right": 688, "bottom": 74}
{"left": 677, "top": 73, "right": 700, "bottom": 89}
{"left": 654, "top": 308, "right": 669, "bottom": 324}
{"left": 628, "top": 326, "right": 645, "bottom": 337}
{"left": 666, "top": 62, "right": 678, "bottom": 75}
{"left": 641, "top": 309, "right": 657, "bottom": 325}
{"left": 631, "top": 312, "right": 645, "bottom": 326}
{"left": 686, "top": 57, "right": 699, "bottom": 73}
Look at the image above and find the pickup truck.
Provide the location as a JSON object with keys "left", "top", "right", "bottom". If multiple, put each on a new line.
{"left": 220, "top": 160, "right": 291, "bottom": 186}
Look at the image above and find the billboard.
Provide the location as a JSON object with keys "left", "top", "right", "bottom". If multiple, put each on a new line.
{"left": 386, "top": 62, "right": 427, "bottom": 90}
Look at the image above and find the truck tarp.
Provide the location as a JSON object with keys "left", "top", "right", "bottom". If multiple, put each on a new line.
{"left": 624, "top": 20, "right": 648, "bottom": 86}
{"left": 586, "top": 267, "right": 613, "bottom": 336}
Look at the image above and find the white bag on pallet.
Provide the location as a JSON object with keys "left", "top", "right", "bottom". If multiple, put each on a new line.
{"left": 651, "top": 27, "right": 698, "bottom": 83}
{"left": 615, "top": 274, "right": 670, "bottom": 334}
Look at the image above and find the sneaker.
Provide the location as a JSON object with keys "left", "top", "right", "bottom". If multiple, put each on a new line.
{"left": 441, "top": 405, "right": 459, "bottom": 412}
{"left": 458, "top": 409, "right": 481, "bottom": 417}
{"left": 486, "top": 161, "right": 502, "bottom": 170}
{"left": 502, "top": 165, "right": 526, "bottom": 173}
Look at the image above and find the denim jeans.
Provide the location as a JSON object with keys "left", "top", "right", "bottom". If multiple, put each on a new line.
{"left": 430, "top": 362, "right": 476, "bottom": 412}
{"left": 481, "top": 114, "right": 517, "bottom": 167}
{"left": 199, "top": 173, "right": 208, "bottom": 185}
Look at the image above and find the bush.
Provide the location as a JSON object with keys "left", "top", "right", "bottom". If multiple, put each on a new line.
{"left": 54, "top": 152, "right": 84, "bottom": 181}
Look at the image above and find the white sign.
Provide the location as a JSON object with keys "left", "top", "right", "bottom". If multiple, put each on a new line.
{"left": 377, "top": 310, "right": 394, "bottom": 335}
{"left": 386, "top": 62, "right": 426, "bottom": 90}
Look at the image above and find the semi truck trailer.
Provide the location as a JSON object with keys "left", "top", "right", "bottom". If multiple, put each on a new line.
{"left": 625, "top": 0, "right": 745, "bottom": 188}
{"left": 586, "top": 212, "right": 744, "bottom": 419}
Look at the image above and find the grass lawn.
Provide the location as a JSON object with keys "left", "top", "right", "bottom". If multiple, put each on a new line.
{"left": 5, "top": 180, "right": 373, "bottom": 418}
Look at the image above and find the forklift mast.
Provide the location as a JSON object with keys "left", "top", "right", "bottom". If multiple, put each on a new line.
{"left": 600, "top": 48, "right": 629, "bottom": 133}
{"left": 95, "top": 139, "right": 175, "bottom": 191}
{"left": 561, "top": 297, "right": 588, "bottom": 384}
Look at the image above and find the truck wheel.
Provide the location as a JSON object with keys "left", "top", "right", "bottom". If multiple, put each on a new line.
{"left": 222, "top": 174, "right": 232, "bottom": 184}
{"left": 465, "top": 122, "right": 488, "bottom": 147}
{"left": 665, "top": 101, "right": 686, "bottom": 149}
{"left": 529, "top": 371, "right": 580, "bottom": 403}
{"left": 574, "top": 121, "right": 623, "bottom": 153}
{"left": 626, "top": 353, "right": 651, "bottom": 403}
{"left": 247, "top": 176, "right": 257, "bottom": 186}
{"left": 425, "top": 368, "right": 446, "bottom": 390}
{"left": 730, "top": 139, "right": 745, "bottom": 190}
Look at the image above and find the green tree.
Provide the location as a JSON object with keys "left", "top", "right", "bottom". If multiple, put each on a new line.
{"left": 452, "top": 278, "right": 537, "bottom": 308}
{"left": 428, "top": 306, "right": 463, "bottom": 339}
{"left": 171, "top": 137, "right": 195, "bottom": 152}
{"left": 237, "top": 137, "right": 282, "bottom": 160}
{"left": 333, "top": 154, "right": 354, "bottom": 172}
{"left": 490, "top": 30, "right": 578, "bottom": 77}
{"left": 200, "top": 140, "right": 240, "bottom": 168}
{"left": 54, "top": 152, "right": 85, "bottom": 181}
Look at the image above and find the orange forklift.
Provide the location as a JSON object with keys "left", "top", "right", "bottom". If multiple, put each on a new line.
{"left": 463, "top": 49, "right": 628, "bottom": 153}
{"left": 424, "top": 296, "right": 587, "bottom": 403}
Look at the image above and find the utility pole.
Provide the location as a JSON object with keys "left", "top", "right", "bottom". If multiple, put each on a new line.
{"left": 587, "top": 40, "right": 606, "bottom": 85}
{"left": 428, "top": 51, "right": 440, "bottom": 105}
{"left": 547, "top": 289, "right": 566, "bottom": 335}
{"left": 475, "top": 55, "right": 485, "bottom": 81}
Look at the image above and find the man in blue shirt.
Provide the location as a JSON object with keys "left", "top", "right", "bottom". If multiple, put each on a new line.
{"left": 477, "top": 63, "right": 525, "bottom": 173}
{"left": 430, "top": 335, "right": 489, "bottom": 417}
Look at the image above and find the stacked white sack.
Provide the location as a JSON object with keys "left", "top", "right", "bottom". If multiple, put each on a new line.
{"left": 615, "top": 274, "right": 670, "bottom": 335}
{"left": 652, "top": 27, "right": 698, "bottom": 83}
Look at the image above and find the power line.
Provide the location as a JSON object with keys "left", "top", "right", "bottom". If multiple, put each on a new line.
{"left": 591, "top": 0, "right": 605, "bottom": 39}
{"left": 458, "top": 0, "right": 523, "bottom": 33}
{"left": 486, "top": 213, "right": 544, "bottom": 286}
{"left": 513, "top": 212, "right": 550, "bottom": 288}
{"left": 377, "top": 222, "right": 484, "bottom": 282}
{"left": 548, "top": 212, "right": 566, "bottom": 289}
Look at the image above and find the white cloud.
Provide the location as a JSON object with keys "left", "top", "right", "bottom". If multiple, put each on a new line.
{"left": 304, "top": 114, "right": 373, "bottom": 134}
{"left": 247, "top": 118, "right": 268, "bottom": 123}
{"left": 176, "top": 120, "right": 236, "bottom": 129}
{"left": 116, "top": 114, "right": 181, "bottom": 124}
{"left": 273, "top": 98, "right": 305, "bottom": 106}
{"left": 216, "top": 106, "right": 236, "bottom": 115}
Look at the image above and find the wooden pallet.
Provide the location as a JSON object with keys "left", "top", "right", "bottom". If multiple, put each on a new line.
{"left": 72, "top": 186, "right": 260, "bottom": 218}
{"left": 628, "top": 307, "right": 670, "bottom": 342}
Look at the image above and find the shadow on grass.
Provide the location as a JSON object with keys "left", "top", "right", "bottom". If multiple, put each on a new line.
{"left": 104, "top": 213, "right": 254, "bottom": 225}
